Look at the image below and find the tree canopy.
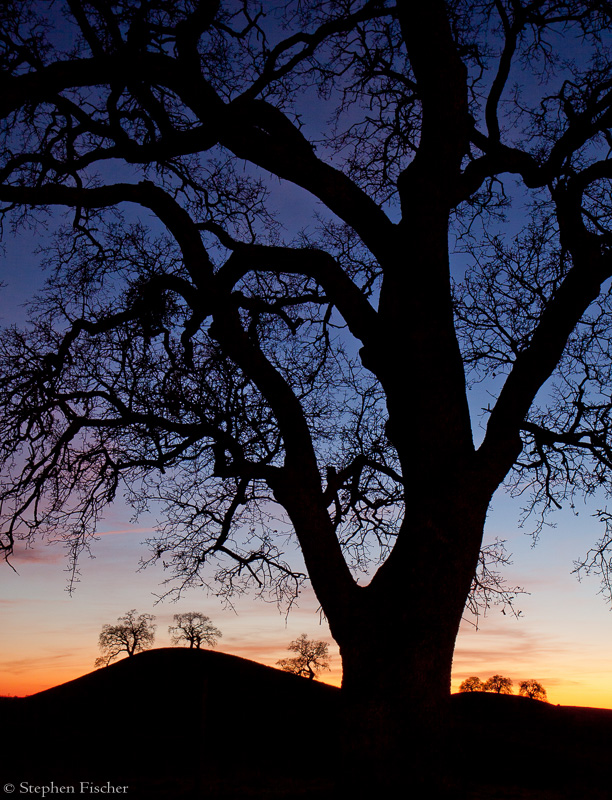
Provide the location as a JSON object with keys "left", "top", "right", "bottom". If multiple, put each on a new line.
{"left": 459, "top": 676, "right": 485, "bottom": 693}
{"left": 5, "top": 0, "right": 612, "bottom": 609}
{"left": 1, "top": 0, "right": 612, "bottom": 788}
{"left": 483, "top": 675, "right": 513, "bottom": 695}
{"left": 95, "top": 609, "right": 156, "bottom": 667}
{"left": 168, "top": 612, "right": 222, "bottom": 649}
{"left": 276, "top": 633, "right": 331, "bottom": 680}
{"left": 518, "top": 679, "right": 547, "bottom": 701}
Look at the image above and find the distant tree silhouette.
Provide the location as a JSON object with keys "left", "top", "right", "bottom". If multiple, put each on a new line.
{"left": 277, "top": 634, "right": 331, "bottom": 681}
{"left": 459, "top": 676, "right": 485, "bottom": 693}
{"left": 168, "top": 612, "right": 222, "bottom": 649}
{"left": 95, "top": 609, "right": 156, "bottom": 667}
{"left": 483, "top": 675, "right": 513, "bottom": 695}
{"left": 519, "top": 679, "right": 547, "bottom": 701}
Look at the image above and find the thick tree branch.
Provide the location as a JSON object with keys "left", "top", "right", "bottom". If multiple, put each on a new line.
{"left": 220, "top": 99, "right": 397, "bottom": 261}
{"left": 0, "top": 177, "right": 362, "bottom": 615}
{"left": 478, "top": 186, "right": 612, "bottom": 486}
{"left": 396, "top": 0, "right": 471, "bottom": 205}
{"left": 215, "top": 243, "right": 378, "bottom": 347}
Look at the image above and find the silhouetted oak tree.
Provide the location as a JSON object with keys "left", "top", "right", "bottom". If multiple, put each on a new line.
{"left": 1, "top": 0, "right": 612, "bottom": 788}
{"left": 459, "top": 676, "right": 485, "bottom": 693}
{"left": 168, "top": 612, "right": 221, "bottom": 649}
{"left": 519, "top": 679, "right": 547, "bottom": 701}
{"left": 483, "top": 675, "right": 513, "bottom": 695}
{"left": 277, "top": 633, "right": 331, "bottom": 680}
{"left": 95, "top": 609, "right": 156, "bottom": 667}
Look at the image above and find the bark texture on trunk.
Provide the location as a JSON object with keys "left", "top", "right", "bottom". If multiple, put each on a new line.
{"left": 328, "top": 496, "right": 490, "bottom": 795}
{"left": 338, "top": 619, "right": 458, "bottom": 795}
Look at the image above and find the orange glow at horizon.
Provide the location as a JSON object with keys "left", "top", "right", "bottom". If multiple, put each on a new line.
{"left": 1, "top": 532, "right": 344, "bottom": 697}
{"left": 5, "top": 503, "right": 612, "bottom": 708}
{"left": 1, "top": 651, "right": 343, "bottom": 698}
{"left": 5, "top": 653, "right": 610, "bottom": 707}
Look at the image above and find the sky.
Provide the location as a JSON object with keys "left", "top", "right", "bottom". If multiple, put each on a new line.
{"left": 4, "top": 233, "right": 612, "bottom": 710}
{"left": 2, "top": 5, "right": 612, "bottom": 711}
{"left": 3, "top": 474, "right": 612, "bottom": 706}
{"left": 3, "top": 174, "right": 612, "bottom": 712}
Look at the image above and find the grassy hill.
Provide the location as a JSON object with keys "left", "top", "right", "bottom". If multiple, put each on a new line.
{"left": 3, "top": 650, "right": 612, "bottom": 798}
{"left": 450, "top": 691, "right": 612, "bottom": 798}
{"left": 2, "top": 648, "right": 340, "bottom": 798}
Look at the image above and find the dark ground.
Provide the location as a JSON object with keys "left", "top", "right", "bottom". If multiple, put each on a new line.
{"left": 1, "top": 649, "right": 340, "bottom": 799}
{"left": 2, "top": 649, "right": 611, "bottom": 798}
{"left": 450, "top": 692, "right": 612, "bottom": 799}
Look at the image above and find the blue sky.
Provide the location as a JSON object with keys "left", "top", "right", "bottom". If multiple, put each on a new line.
{"left": 2, "top": 9, "right": 612, "bottom": 705}
{"left": 3, "top": 203, "right": 612, "bottom": 706}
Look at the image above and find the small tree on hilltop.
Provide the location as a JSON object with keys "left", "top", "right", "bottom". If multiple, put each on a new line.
{"left": 519, "top": 680, "right": 547, "bottom": 701}
{"left": 483, "top": 675, "right": 513, "bottom": 695}
{"left": 277, "top": 634, "right": 331, "bottom": 681}
{"left": 459, "top": 676, "right": 484, "bottom": 693}
{"left": 95, "top": 609, "right": 156, "bottom": 668}
{"left": 168, "top": 612, "right": 222, "bottom": 649}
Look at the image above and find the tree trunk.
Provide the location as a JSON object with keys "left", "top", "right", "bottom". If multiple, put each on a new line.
{"left": 331, "top": 499, "right": 489, "bottom": 796}
{"left": 336, "top": 608, "right": 463, "bottom": 796}
{"left": 339, "top": 630, "right": 457, "bottom": 794}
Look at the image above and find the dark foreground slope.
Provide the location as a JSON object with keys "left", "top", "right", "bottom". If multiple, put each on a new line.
{"left": 1, "top": 648, "right": 340, "bottom": 798}
{"left": 3, "top": 653, "right": 612, "bottom": 799}
{"left": 450, "top": 691, "right": 612, "bottom": 799}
